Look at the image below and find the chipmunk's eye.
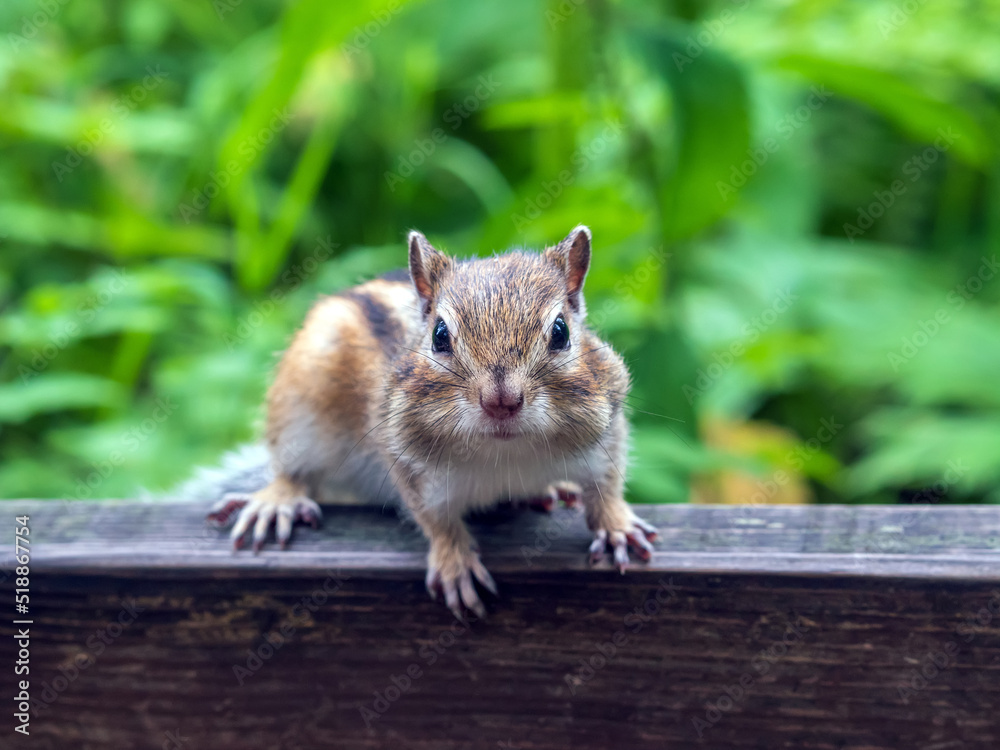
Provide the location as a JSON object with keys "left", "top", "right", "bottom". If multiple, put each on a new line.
{"left": 431, "top": 318, "right": 452, "bottom": 354}
{"left": 549, "top": 314, "right": 570, "bottom": 351}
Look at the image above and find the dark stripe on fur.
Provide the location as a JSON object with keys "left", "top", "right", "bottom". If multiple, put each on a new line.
{"left": 342, "top": 290, "right": 397, "bottom": 355}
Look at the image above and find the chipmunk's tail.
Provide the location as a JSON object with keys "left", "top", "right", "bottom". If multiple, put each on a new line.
{"left": 167, "top": 443, "right": 273, "bottom": 503}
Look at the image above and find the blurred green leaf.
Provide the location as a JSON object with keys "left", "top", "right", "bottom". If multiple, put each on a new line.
{"left": 773, "top": 53, "right": 995, "bottom": 167}
{"left": 1, "top": 0, "right": 999, "bottom": 505}
{"left": 629, "top": 25, "right": 751, "bottom": 240}
{"left": 0, "top": 375, "right": 123, "bottom": 424}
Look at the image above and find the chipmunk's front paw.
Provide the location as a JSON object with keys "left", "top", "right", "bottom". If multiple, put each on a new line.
{"left": 588, "top": 509, "right": 658, "bottom": 572}
{"left": 425, "top": 541, "right": 497, "bottom": 621}
{"left": 510, "top": 481, "right": 582, "bottom": 513}
{"left": 206, "top": 483, "right": 321, "bottom": 552}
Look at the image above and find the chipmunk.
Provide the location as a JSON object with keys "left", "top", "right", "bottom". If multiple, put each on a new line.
{"left": 200, "top": 226, "right": 658, "bottom": 619}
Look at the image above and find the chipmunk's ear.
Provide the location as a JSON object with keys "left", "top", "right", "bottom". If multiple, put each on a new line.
{"left": 547, "top": 225, "right": 591, "bottom": 312}
{"left": 408, "top": 230, "right": 450, "bottom": 315}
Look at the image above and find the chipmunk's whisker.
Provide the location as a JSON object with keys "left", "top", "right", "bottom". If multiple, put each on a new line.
{"left": 400, "top": 346, "right": 470, "bottom": 382}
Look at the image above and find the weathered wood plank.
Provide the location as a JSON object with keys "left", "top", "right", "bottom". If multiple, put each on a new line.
{"left": 10, "top": 500, "right": 1000, "bottom": 577}
{"left": 2, "top": 500, "right": 1000, "bottom": 749}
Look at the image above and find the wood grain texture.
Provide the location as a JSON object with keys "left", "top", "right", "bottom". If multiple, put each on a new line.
{"left": 2, "top": 500, "right": 1000, "bottom": 749}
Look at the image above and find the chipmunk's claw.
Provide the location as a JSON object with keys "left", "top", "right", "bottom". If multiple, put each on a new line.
{"left": 508, "top": 492, "right": 554, "bottom": 513}
{"left": 626, "top": 530, "right": 656, "bottom": 561}
{"left": 529, "top": 495, "right": 555, "bottom": 513}
{"left": 589, "top": 516, "right": 658, "bottom": 572}
{"left": 220, "top": 490, "right": 322, "bottom": 552}
{"left": 206, "top": 493, "right": 251, "bottom": 529}
{"left": 426, "top": 553, "right": 496, "bottom": 621}
{"left": 589, "top": 530, "right": 608, "bottom": 565}
{"left": 511, "top": 481, "right": 582, "bottom": 514}
{"left": 552, "top": 481, "right": 581, "bottom": 509}
{"left": 297, "top": 505, "right": 322, "bottom": 529}
{"left": 632, "top": 515, "right": 659, "bottom": 542}
{"left": 474, "top": 563, "right": 498, "bottom": 597}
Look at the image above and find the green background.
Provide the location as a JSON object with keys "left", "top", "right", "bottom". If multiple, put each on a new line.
{"left": 1, "top": 0, "right": 998, "bottom": 505}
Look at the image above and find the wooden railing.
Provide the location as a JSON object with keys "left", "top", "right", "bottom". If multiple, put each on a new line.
{"left": 2, "top": 500, "right": 999, "bottom": 749}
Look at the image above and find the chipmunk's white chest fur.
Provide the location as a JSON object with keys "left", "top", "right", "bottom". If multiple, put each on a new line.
{"left": 418, "top": 440, "right": 605, "bottom": 513}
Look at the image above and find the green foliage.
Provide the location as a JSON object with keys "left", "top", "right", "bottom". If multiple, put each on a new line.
{"left": 1, "top": 0, "right": 998, "bottom": 504}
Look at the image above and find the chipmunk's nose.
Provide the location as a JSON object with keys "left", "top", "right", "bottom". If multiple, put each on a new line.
{"left": 480, "top": 388, "right": 524, "bottom": 420}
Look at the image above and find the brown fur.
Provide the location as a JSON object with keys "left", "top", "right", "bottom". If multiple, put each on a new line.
{"left": 226, "top": 226, "right": 655, "bottom": 617}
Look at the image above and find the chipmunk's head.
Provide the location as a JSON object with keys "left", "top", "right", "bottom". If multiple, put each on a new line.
{"left": 399, "top": 226, "right": 625, "bottom": 453}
